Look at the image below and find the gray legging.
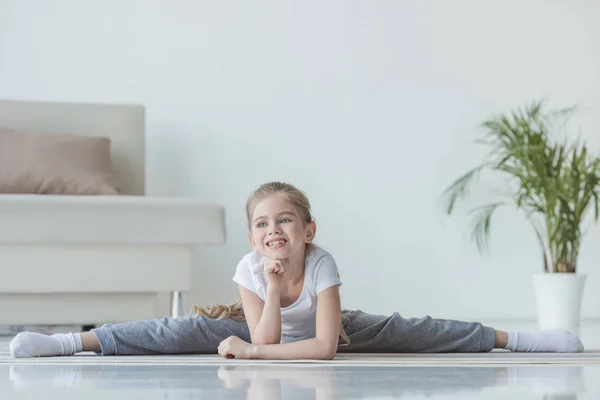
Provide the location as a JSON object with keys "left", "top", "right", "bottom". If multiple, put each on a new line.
{"left": 92, "top": 310, "right": 496, "bottom": 355}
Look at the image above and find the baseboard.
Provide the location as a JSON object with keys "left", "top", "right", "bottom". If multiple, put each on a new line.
{"left": 0, "top": 324, "right": 83, "bottom": 336}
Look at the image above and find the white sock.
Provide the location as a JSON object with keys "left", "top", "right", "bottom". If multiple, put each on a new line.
{"left": 504, "top": 330, "right": 584, "bottom": 352}
{"left": 9, "top": 332, "right": 83, "bottom": 358}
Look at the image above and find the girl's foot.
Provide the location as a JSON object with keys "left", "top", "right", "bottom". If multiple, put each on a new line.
{"left": 504, "top": 330, "right": 584, "bottom": 352}
{"left": 9, "top": 332, "right": 82, "bottom": 358}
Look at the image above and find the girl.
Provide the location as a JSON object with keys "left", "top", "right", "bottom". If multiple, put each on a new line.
{"left": 10, "top": 182, "right": 584, "bottom": 359}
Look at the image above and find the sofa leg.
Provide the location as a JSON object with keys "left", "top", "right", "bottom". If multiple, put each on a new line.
{"left": 171, "top": 291, "right": 184, "bottom": 318}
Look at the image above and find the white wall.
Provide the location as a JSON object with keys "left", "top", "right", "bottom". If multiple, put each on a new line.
{"left": 1, "top": 0, "right": 599, "bottom": 322}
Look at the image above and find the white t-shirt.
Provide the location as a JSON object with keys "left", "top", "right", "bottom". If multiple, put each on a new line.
{"left": 232, "top": 246, "right": 342, "bottom": 344}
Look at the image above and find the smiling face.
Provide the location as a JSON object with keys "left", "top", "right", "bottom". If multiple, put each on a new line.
{"left": 248, "top": 193, "right": 316, "bottom": 260}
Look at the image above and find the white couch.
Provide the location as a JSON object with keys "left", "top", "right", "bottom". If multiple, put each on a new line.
{"left": 0, "top": 99, "right": 225, "bottom": 326}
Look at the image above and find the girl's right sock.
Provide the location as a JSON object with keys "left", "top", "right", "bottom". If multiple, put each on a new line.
{"left": 9, "top": 332, "right": 83, "bottom": 358}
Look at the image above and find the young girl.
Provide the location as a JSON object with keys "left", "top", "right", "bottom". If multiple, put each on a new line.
{"left": 10, "top": 182, "right": 584, "bottom": 359}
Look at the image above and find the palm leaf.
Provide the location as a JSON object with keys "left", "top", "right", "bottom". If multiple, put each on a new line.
{"left": 441, "top": 164, "right": 489, "bottom": 214}
{"left": 468, "top": 202, "right": 505, "bottom": 253}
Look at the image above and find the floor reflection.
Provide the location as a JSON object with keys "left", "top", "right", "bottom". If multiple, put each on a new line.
{"left": 4, "top": 362, "right": 593, "bottom": 399}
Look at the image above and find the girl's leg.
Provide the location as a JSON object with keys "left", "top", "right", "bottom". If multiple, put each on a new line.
{"left": 337, "top": 310, "right": 583, "bottom": 353}
{"left": 81, "top": 331, "right": 101, "bottom": 352}
{"left": 494, "top": 331, "right": 508, "bottom": 348}
{"left": 93, "top": 316, "right": 250, "bottom": 356}
{"left": 10, "top": 316, "right": 250, "bottom": 358}
{"left": 338, "top": 310, "right": 496, "bottom": 353}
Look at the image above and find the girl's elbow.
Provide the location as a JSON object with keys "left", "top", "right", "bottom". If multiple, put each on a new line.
{"left": 318, "top": 341, "right": 338, "bottom": 360}
{"left": 250, "top": 333, "right": 280, "bottom": 345}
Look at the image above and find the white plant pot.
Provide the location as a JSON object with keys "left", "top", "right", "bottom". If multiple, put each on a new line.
{"left": 532, "top": 273, "right": 586, "bottom": 335}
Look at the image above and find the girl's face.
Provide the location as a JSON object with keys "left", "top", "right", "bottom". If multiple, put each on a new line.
{"left": 248, "top": 194, "right": 315, "bottom": 260}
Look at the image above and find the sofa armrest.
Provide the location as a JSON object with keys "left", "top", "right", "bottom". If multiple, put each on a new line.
{"left": 0, "top": 194, "right": 225, "bottom": 245}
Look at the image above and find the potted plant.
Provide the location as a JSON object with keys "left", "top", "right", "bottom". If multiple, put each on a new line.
{"left": 442, "top": 100, "right": 600, "bottom": 334}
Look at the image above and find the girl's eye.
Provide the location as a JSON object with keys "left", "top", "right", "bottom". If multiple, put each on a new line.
{"left": 280, "top": 218, "right": 290, "bottom": 223}
{"left": 256, "top": 222, "right": 266, "bottom": 228}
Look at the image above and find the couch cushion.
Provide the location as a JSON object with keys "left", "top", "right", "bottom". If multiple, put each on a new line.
{"left": 0, "top": 195, "right": 225, "bottom": 244}
{"left": 0, "top": 130, "right": 120, "bottom": 195}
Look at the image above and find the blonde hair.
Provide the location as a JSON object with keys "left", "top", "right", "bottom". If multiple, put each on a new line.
{"left": 193, "top": 181, "right": 350, "bottom": 345}
{"left": 192, "top": 299, "right": 245, "bottom": 322}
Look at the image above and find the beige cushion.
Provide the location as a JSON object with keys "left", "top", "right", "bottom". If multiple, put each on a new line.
{"left": 0, "top": 130, "right": 120, "bottom": 195}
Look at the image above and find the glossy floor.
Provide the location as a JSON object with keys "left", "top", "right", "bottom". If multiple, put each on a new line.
{"left": 2, "top": 332, "right": 600, "bottom": 400}
{"left": 1, "top": 361, "right": 599, "bottom": 399}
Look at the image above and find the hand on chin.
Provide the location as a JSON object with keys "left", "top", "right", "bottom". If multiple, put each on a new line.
{"left": 266, "top": 248, "right": 287, "bottom": 260}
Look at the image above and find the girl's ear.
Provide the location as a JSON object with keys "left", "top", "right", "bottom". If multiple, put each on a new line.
{"left": 305, "top": 221, "right": 317, "bottom": 243}
{"left": 248, "top": 233, "right": 257, "bottom": 250}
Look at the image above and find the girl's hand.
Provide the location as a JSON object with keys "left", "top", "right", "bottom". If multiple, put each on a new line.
{"left": 263, "top": 257, "right": 289, "bottom": 290}
{"left": 218, "top": 336, "right": 254, "bottom": 359}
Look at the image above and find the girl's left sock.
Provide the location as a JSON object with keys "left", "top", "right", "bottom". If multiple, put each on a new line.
{"left": 504, "top": 330, "right": 583, "bottom": 352}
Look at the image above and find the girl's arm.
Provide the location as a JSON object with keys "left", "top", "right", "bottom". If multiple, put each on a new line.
{"left": 238, "top": 285, "right": 281, "bottom": 345}
{"left": 249, "top": 285, "right": 342, "bottom": 360}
